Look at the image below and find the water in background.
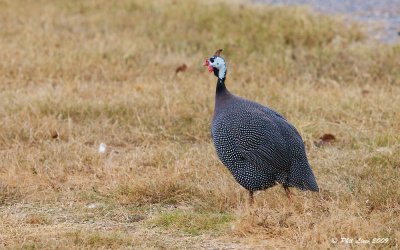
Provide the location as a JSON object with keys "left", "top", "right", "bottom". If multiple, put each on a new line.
{"left": 256, "top": 0, "right": 400, "bottom": 43}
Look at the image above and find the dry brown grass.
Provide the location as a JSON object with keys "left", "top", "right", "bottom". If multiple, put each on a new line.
{"left": 0, "top": 0, "right": 399, "bottom": 248}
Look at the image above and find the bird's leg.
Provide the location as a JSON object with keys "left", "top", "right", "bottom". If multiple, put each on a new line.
{"left": 249, "top": 190, "right": 254, "bottom": 206}
{"left": 284, "top": 186, "right": 293, "bottom": 200}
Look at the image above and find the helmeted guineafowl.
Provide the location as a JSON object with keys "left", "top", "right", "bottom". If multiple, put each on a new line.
{"left": 204, "top": 49, "right": 319, "bottom": 204}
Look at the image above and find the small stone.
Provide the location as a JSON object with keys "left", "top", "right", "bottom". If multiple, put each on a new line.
{"left": 87, "top": 203, "right": 97, "bottom": 209}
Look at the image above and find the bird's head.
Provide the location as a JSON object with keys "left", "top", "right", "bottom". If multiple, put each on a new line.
{"left": 203, "top": 49, "right": 227, "bottom": 80}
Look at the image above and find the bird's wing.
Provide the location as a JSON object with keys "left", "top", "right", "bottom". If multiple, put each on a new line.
{"left": 234, "top": 112, "right": 290, "bottom": 173}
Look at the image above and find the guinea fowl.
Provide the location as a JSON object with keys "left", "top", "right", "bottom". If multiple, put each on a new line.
{"left": 204, "top": 49, "right": 319, "bottom": 204}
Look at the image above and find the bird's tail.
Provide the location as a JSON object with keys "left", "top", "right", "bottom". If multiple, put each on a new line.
{"left": 288, "top": 161, "right": 319, "bottom": 192}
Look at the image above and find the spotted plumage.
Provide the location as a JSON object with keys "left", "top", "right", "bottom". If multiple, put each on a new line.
{"left": 204, "top": 49, "right": 319, "bottom": 203}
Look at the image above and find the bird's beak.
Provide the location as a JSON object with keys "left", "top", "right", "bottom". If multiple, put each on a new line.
{"left": 203, "top": 59, "right": 214, "bottom": 73}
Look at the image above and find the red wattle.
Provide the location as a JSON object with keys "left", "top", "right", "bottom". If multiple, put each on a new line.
{"left": 203, "top": 59, "right": 213, "bottom": 73}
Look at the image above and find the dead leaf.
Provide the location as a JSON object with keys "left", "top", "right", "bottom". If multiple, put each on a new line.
{"left": 314, "top": 133, "right": 336, "bottom": 147}
{"left": 361, "top": 89, "right": 369, "bottom": 96}
{"left": 175, "top": 64, "right": 187, "bottom": 74}
{"left": 51, "top": 130, "right": 59, "bottom": 139}
{"left": 320, "top": 133, "right": 336, "bottom": 142}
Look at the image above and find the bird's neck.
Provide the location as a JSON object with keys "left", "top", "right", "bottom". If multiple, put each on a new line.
{"left": 214, "top": 77, "right": 232, "bottom": 117}
{"left": 216, "top": 77, "right": 229, "bottom": 96}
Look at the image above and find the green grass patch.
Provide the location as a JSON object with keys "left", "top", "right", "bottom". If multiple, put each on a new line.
{"left": 68, "top": 230, "right": 134, "bottom": 248}
{"left": 152, "top": 210, "right": 233, "bottom": 235}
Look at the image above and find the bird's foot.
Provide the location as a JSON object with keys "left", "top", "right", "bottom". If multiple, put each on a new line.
{"left": 248, "top": 190, "right": 254, "bottom": 207}
{"left": 284, "top": 187, "right": 293, "bottom": 201}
